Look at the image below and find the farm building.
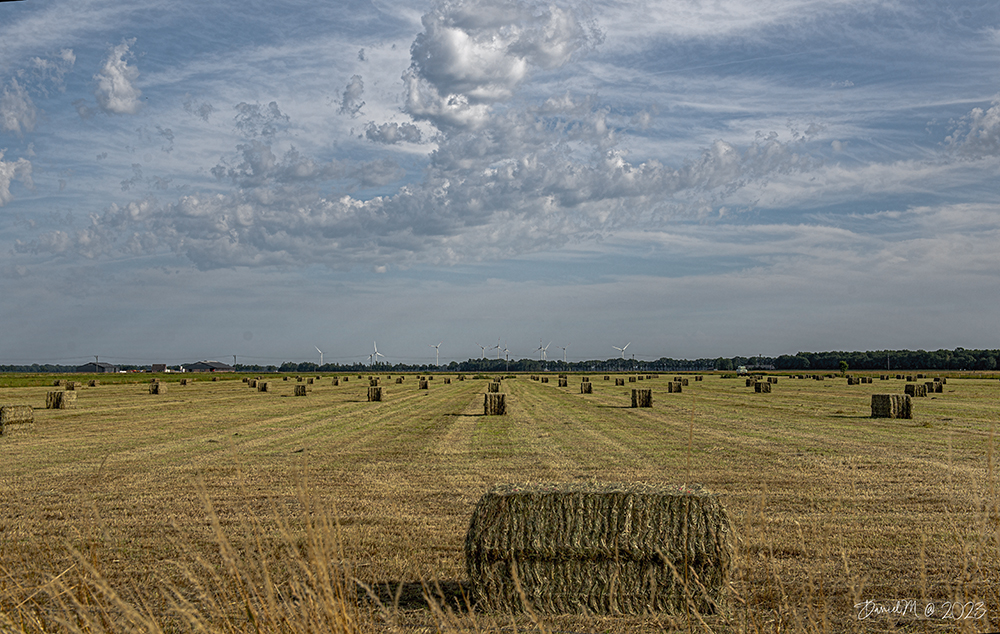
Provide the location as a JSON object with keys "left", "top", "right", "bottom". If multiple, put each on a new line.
{"left": 75, "top": 361, "right": 119, "bottom": 373}
{"left": 183, "top": 360, "right": 235, "bottom": 373}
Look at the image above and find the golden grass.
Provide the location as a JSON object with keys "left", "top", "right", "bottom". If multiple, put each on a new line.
{"left": 1, "top": 373, "right": 998, "bottom": 632}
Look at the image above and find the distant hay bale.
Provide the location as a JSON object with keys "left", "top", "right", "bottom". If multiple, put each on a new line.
{"left": 1, "top": 405, "right": 34, "bottom": 434}
{"left": 368, "top": 386, "right": 383, "bottom": 402}
{"left": 905, "top": 384, "right": 927, "bottom": 397}
{"left": 754, "top": 382, "right": 771, "bottom": 393}
{"left": 746, "top": 379, "right": 754, "bottom": 387}
{"left": 695, "top": 376, "right": 703, "bottom": 381}
{"left": 871, "top": 394, "right": 912, "bottom": 419}
{"left": 395, "top": 378, "right": 403, "bottom": 384}
{"left": 149, "top": 383, "right": 167, "bottom": 395}
{"left": 294, "top": 385, "right": 307, "bottom": 396}
{"left": 369, "top": 378, "right": 380, "bottom": 387}
{"left": 766, "top": 378, "right": 776, "bottom": 384}
{"left": 488, "top": 382, "right": 500, "bottom": 393}
{"left": 307, "top": 378, "right": 314, "bottom": 384}
{"left": 53, "top": 380, "right": 65, "bottom": 387}
{"left": 484, "top": 393, "right": 506, "bottom": 415}
{"left": 581, "top": 382, "right": 593, "bottom": 394}
{"left": 248, "top": 380, "right": 258, "bottom": 388}
{"left": 283, "top": 376, "right": 289, "bottom": 381}
{"left": 847, "top": 377, "right": 858, "bottom": 385}
{"left": 88, "top": 380, "right": 100, "bottom": 387}
{"left": 558, "top": 379, "right": 568, "bottom": 387}
{"left": 631, "top": 389, "right": 653, "bottom": 408}
{"left": 682, "top": 379, "right": 689, "bottom": 386}
{"left": 906, "top": 376, "right": 914, "bottom": 382}
{"left": 242, "top": 377, "right": 249, "bottom": 383}
{"left": 464, "top": 482, "right": 732, "bottom": 615}
{"left": 297, "top": 377, "right": 303, "bottom": 382}
{"left": 917, "top": 374, "right": 925, "bottom": 379}
{"left": 459, "top": 375, "right": 466, "bottom": 381}
{"left": 419, "top": 380, "right": 429, "bottom": 390}
{"left": 615, "top": 378, "right": 625, "bottom": 386}
{"left": 667, "top": 382, "right": 682, "bottom": 393}
{"left": 332, "top": 378, "right": 340, "bottom": 386}
{"left": 629, "top": 377, "right": 637, "bottom": 383}
{"left": 180, "top": 379, "right": 189, "bottom": 386}
{"left": 637, "top": 376, "right": 644, "bottom": 381}
{"left": 444, "top": 378, "right": 451, "bottom": 384}
{"left": 343, "top": 377, "right": 349, "bottom": 382}
{"left": 582, "top": 376, "right": 590, "bottom": 382}
{"left": 212, "top": 377, "right": 219, "bottom": 382}
{"left": 257, "top": 382, "right": 270, "bottom": 392}
{"left": 541, "top": 378, "right": 549, "bottom": 383}
{"left": 604, "top": 375, "right": 610, "bottom": 380}
{"left": 930, "top": 382, "right": 943, "bottom": 393}
{"left": 428, "top": 376, "right": 434, "bottom": 380}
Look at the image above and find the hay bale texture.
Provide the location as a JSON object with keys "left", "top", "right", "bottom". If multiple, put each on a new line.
{"left": 257, "top": 382, "right": 270, "bottom": 392}
{"left": 294, "top": 385, "right": 307, "bottom": 396}
{"left": 754, "top": 382, "right": 771, "bottom": 393}
{"left": 419, "top": 379, "right": 429, "bottom": 390}
{"left": 1, "top": 405, "right": 34, "bottom": 434}
{"left": 558, "top": 379, "right": 568, "bottom": 387}
{"left": 149, "top": 382, "right": 167, "bottom": 395}
{"left": 487, "top": 382, "right": 500, "bottom": 393}
{"left": 368, "top": 386, "right": 383, "bottom": 402}
{"left": 871, "top": 394, "right": 912, "bottom": 419}
{"left": 581, "top": 382, "right": 593, "bottom": 394}
{"left": 88, "top": 380, "right": 100, "bottom": 387}
{"left": 667, "top": 382, "right": 682, "bottom": 393}
{"left": 615, "top": 378, "right": 625, "bottom": 386}
{"left": 465, "top": 482, "right": 732, "bottom": 615}
{"left": 631, "top": 389, "right": 653, "bottom": 408}
{"left": 484, "top": 393, "right": 506, "bottom": 415}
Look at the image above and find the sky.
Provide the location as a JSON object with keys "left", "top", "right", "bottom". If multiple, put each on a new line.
{"left": 2, "top": 0, "right": 1000, "bottom": 367}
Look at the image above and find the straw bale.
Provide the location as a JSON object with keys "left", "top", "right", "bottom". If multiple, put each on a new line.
{"left": 924, "top": 382, "right": 935, "bottom": 393}
{"left": 343, "top": 377, "right": 349, "bottom": 382}
{"left": 604, "top": 376, "right": 610, "bottom": 380}
{"left": 243, "top": 377, "right": 249, "bottom": 383}
{"left": 931, "top": 382, "right": 943, "bottom": 393}
{"left": 582, "top": 377, "right": 590, "bottom": 382}
{"left": 871, "top": 394, "right": 912, "bottom": 419}
{"left": 746, "top": 379, "right": 754, "bottom": 387}
{"left": 484, "top": 393, "right": 506, "bottom": 415}
{"left": 631, "top": 389, "right": 653, "bottom": 408}
{"left": 695, "top": 376, "right": 703, "bottom": 381}
{"left": 541, "top": 378, "right": 549, "bottom": 383}
{"left": 754, "top": 382, "right": 771, "bottom": 393}
{"left": 906, "top": 376, "right": 914, "bottom": 382}
{"left": 284, "top": 377, "right": 289, "bottom": 381}
{"left": 465, "top": 482, "right": 732, "bottom": 615}
{"left": 637, "top": 376, "right": 644, "bottom": 381}
{"left": 294, "top": 385, "right": 307, "bottom": 396}
{"left": 395, "top": 378, "right": 403, "bottom": 384}
{"left": 558, "top": 379, "right": 568, "bottom": 387}
{"left": 488, "top": 382, "right": 500, "bottom": 393}
{"left": 667, "top": 382, "right": 682, "bottom": 393}
{"left": 180, "top": 379, "right": 189, "bottom": 386}
{"left": 629, "top": 377, "right": 637, "bottom": 383}
{"left": 149, "top": 383, "right": 167, "bottom": 395}
{"left": 64, "top": 381, "right": 78, "bottom": 390}
{"left": 370, "top": 378, "right": 381, "bottom": 387}
{"left": 88, "top": 380, "right": 100, "bottom": 387}
{"left": 459, "top": 375, "right": 465, "bottom": 381}
{"left": 445, "top": 378, "right": 451, "bottom": 384}
{"left": 682, "top": 379, "right": 689, "bottom": 386}
{"left": 307, "top": 378, "right": 314, "bottom": 384}
{"left": 1, "top": 405, "right": 34, "bottom": 434}
{"left": 368, "top": 386, "right": 383, "bottom": 402}
{"left": 917, "top": 374, "right": 925, "bottom": 379}
{"left": 248, "top": 380, "right": 258, "bottom": 388}
{"left": 212, "top": 377, "right": 218, "bottom": 381}
{"left": 332, "top": 378, "right": 340, "bottom": 386}
{"left": 257, "top": 382, "right": 270, "bottom": 392}
{"left": 419, "top": 379, "right": 429, "bottom": 390}
{"left": 615, "top": 378, "right": 625, "bottom": 386}
{"left": 581, "top": 382, "right": 593, "bottom": 394}
{"left": 53, "top": 380, "right": 65, "bottom": 387}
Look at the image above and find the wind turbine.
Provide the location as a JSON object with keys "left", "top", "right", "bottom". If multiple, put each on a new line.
{"left": 613, "top": 342, "right": 630, "bottom": 359}
{"left": 429, "top": 342, "right": 441, "bottom": 366}
{"left": 494, "top": 338, "right": 502, "bottom": 360}
{"left": 372, "top": 341, "right": 385, "bottom": 367}
{"left": 559, "top": 344, "right": 570, "bottom": 363}
{"left": 476, "top": 343, "right": 488, "bottom": 359}
{"left": 315, "top": 346, "right": 323, "bottom": 367}
{"left": 536, "top": 340, "right": 551, "bottom": 361}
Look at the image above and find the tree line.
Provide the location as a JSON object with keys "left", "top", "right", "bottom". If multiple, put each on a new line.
{"left": 2, "top": 348, "right": 998, "bottom": 373}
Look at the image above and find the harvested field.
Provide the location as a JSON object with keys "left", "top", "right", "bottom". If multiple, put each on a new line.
{"left": 0, "top": 372, "right": 998, "bottom": 634}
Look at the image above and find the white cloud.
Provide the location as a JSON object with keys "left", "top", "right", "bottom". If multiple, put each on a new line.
{"left": 94, "top": 38, "right": 143, "bottom": 115}
{"left": 946, "top": 100, "right": 1000, "bottom": 158}
{"left": 0, "top": 150, "right": 33, "bottom": 206}
{"left": 338, "top": 74, "right": 365, "bottom": 117}
{"left": 365, "top": 121, "right": 423, "bottom": 144}
{"left": 0, "top": 79, "right": 37, "bottom": 135}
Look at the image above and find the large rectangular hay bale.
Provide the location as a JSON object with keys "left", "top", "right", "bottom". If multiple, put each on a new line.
{"left": 149, "top": 382, "right": 167, "bottom": 395}
{"left": 88, "top": 380, "right": 100, "bottom": 387}
{"left": 257, "top": 382, "right": 270, "bottom": 392}
{"left": 487, "top": 382, "right": 500, "bottom": 393}
{"left": 419, "top": 379, "right": 429, "bottom": 390}
{"left": 294, "top": 385, "right": 307, "bottom": 396}
{"left": 871, "top": 394, "right": 912, "bottom": 419}
{"left": 368, "top": 386, "right": 383, "bottom": 402}
{"left": 1, "top": 405, "right": 34, "bottom": 434}
{"left": 615, "top": 378, "right": 625, "bottom": 386}
{"left": 667, "top": 382, "right": 681, "bottom": 393}
{"left": 754, "top": 381, "right": 771, "bottom": 393}
{"left": 484, "top": 393, "right": 506, "bottom": 415}
{"left": 558, "top": 378, "right": 568, "bottom": 387}
{"left": 46, "top": 391, "right": 76, "bottom": 409}
{"left": 581, "top": 382, "right": 593, "bottom": 394}
{"left": 465, "top": 483, "right": 732, "bottom": 615}
{"left": 631, "top": 388, "right": 652, "bottom": 408}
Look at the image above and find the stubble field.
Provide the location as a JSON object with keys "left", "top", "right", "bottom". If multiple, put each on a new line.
{"left": 1, "top": 372, "right": 997, "bottom": 633}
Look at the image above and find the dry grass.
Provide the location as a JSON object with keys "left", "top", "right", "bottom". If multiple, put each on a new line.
{"left": 1, "top": 373, "right": 998, "bottom": 633}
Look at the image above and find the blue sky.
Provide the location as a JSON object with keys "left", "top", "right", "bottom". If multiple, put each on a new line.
{"left": 2, "top": 0, "right": 999, "bottom": 367}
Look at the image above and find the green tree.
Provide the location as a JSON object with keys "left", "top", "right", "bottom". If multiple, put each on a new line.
{"left": 838, "top": 360, "right": 848, "bottom": 375}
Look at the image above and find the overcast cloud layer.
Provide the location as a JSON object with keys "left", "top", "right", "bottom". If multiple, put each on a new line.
{"left": 2, "top": 0, "right": 999, "bottom": 366}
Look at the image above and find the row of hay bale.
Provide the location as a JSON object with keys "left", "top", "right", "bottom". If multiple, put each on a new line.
{"left": 464, "top": 482, "right": 731, "bottom": 615}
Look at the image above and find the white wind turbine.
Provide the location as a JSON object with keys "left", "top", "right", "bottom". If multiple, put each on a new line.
{"left": 476, "top": 343, "right": 488, "bottom": 359}
{"left": 315, "top": 346, "right": 323, "bottom": 367}
{"left": 613, "top": 342, "right": 631, "bottom": 359}
{"left": 429, "top": 342, "right": 441, "bottom": 366}
{"left": 494, "top": 338, "right": 502, "bottom": 360}
{"left": 372, "top": 341, "right": 385, "bottom": 367}
{"left": 536, "top": 340, "right": 551, "bottom": 361}
{"left": 558, "top": 344, "right": 570, "bottom": 363}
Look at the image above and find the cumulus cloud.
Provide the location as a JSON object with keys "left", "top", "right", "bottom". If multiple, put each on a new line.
{"left": 946, "top": 100, "right": 1000, "bottom": 158}
{"left": 94, "top": 39, "right": 142, "bottom": 115}
{"left": 233, "top": 101, "right": 288, "bottom": 138}
{"left": 365, "top": 121, "right": 423, "bottom": 144}
{"left": 403, "top": 0, "right": 601, "bottom": 130}
{"left": 0, "top": 151, "right": 33, "bottom": 206}
{"left": 0, "top": 79, "right": 37, "bottom": 135}
{"left": 338, "top": 75, "right": 365, "bottom": 117}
